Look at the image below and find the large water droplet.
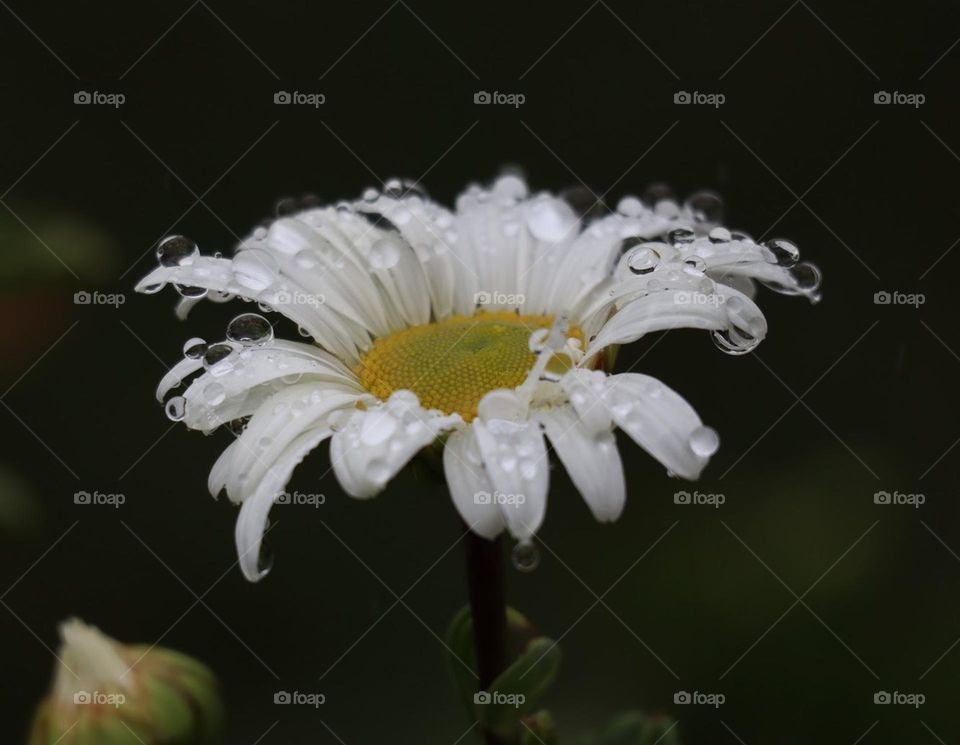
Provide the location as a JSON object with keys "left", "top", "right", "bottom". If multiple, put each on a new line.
{"left": 227, "top": 313, "right": 273, "bottom": 345}
{"left": 203, "top": 342, "right": 235, "bottom": 370}
{"left": 362, "top": 187, "right": 379, "bottom": 202}
{"left": 370, "top": 238, "right": 401, "bottom": 269}
{"left": 628, "top": 247, "right": 661, "bottom": 275}
{"left": 512, "top": 540, "right": 540, "bottom": 572}
{"left": 157, "top": 235, "right": 198, "bottom": 267}
{"left": 165, "top": 396, "right": 186, "bottom": 421}
{"left": 183, "top": 337, "right": 207, "bottom": 359}
{"left": 689, "top": 425, "right": 720, "bottom": 457}
{"left": 764, "top": 238, "right": 800, "bottom": 267}
{"left": 709, "top": 227, "right": 732, "bottom": 244}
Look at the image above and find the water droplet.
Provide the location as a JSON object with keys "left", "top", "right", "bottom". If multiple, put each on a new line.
{"left": 764, "top": 238, "right": 800, "bottom": 268}
{"left": 685, "top": 191, "right": 724, "bottom": 223}
{"left": 793, "top": 261, "right": 821, "bottom": 291}
{"left": 370, "top": 238, "right": 401, "bottom": 269}
{"left": 226, "top": 417, "right": 250, "bottom": 435}
{"left": 227, "top": 313, "right": 273, "bottom": 345}
{"left": 253, "top": 226, "right": 268, "bottom": 240}
{"left": 668, "top": 228, "right": 696, "bottom": 245}
{"left": 165, "top": 396, "right": 186, "bottom": 421}
{"left": 156, "top": 235, "right": 198, "bottom": 267}
{"left": 685, "top": 255, "right": 706, "bottom": 272}
{"left": 628, "top": 247, "right": 661, "bottom": 275}
{"left": 709, "top": 227, "right": 732, "bottom": 243}
{"left": 512, "top": 540, "right": 540, "bottom": 572}
{"left": 183, "top": 337, "right": 207, "bottom": 359}
{"left": 174, "top": 284, "right": 207, "bottom": 298}
{"left": 362, "top": 187, "right": 379, "bottom": 202}
{"left": 689, "top": 425, "right": 720, "bottom": 457}
{"left": 203, "top": 342, "right": 235, "bottom": 369}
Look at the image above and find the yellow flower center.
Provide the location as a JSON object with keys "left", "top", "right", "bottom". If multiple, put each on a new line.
{"left": 356, "top": 312, "right": 583, "bottom": 422}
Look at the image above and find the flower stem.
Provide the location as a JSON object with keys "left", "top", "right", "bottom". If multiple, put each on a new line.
{"left": 464, "top": 527, "right": 509, "bottom": 745}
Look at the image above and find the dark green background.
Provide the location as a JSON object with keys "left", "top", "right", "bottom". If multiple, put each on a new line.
{"left": 1, "top": 0, "right": 958, "bottom": 742}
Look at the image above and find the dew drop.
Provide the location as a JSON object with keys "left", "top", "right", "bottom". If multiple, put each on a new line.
{"left": 157, "top": 235, "right": 199, "bottom": 267}
{"left": 526, "top": 198, "right": 577, "bottom": 243}
{"left": 628, "top": 247, "right": 661, "bottom": 275}
{"left": 667, "top": 228, "right": 696, "bottom": 245}
{"left": 764, "top": 238, "right": 800, "bottom": 268}
{"left": 174, "top": 284, "right": 207, "bottom": 298}
{"left": 257, "top": 536, "right": 275, "bottom": 578}
{"left": 685, "top": 255, "right": 707, "bottom": 272}
{"left": 793, "top": 261, "right": 821, "bottom": 291}
{"left": 253, "top": 226, "right": 269, "bottom": 241}
{"left": 227, "top": 313, "right": 273, "bottom": 345}
{"left": 512, "top": 540, "right": 540, "bottom": 572}
{"left": 165, "top": 396, "right": 186, "bottom": 421}
{"left": 362, "top": 187, "right": 379, "bottom": 202}
{"left": 203, "top": 342, "right": 235, "bottom": 370}
{"left": 689, "top": 425, "right": 720, "bottom": 457}
{"left": 183, "top": 337, "right": 207, "bottom": 359}
{"left": 709, "top": 227, "right": 732, "bottom": 244}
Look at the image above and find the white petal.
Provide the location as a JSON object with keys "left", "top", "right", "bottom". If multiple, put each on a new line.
{"left": 225, "top": 383, "right": 364, "bottom": 502}
{"left": 235, "top": 426, "right": 332, "bottom": 582}
{"left": 208, "top": 440, "right": 238, "bottom": 498}
{"left": 539, "top": 406, "right": 625, "bottom": 522}
{"left": 330, "top": 392, "right": 462, "bottom": 499}
{"left": 604, "top": 373, "right": 711, "bottom": 480}
{"left": 472, "top": 417, "right": 548, "bottom": 539}
{"left": 181, "top": 341, "right": 362, "bottom": 433}
{"left": 443, "top": 425, "right": 505, "bottom": 539}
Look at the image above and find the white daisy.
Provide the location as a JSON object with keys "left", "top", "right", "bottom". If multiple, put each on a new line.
{"left": 137, "top": 175, "right": 820, "bottom": 581}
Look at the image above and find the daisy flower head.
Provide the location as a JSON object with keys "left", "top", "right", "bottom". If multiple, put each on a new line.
{"left": 137, "top": 175, "right": 820, "bottom": 581}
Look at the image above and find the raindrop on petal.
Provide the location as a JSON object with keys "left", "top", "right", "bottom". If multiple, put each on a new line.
{"left": 227, "top": 313, "right": 273, "bottom": 345}
{"left": 689, "top": 425, "right": 720, "bottom": 457}
{"left": 156, "top": 235, "right": 199, "bottom": 267}
{"left": 512, "top": 540, "right": 540, "bottom": 572}
{"left": 628, "top": 247, "right": 661, "bottom": 275}
{"left": 369, "top": 238, "right": 401, "bottom": 270}
{"left": 183, "top": 337, "right": 207, "bottom": 359}
{"left": 764, "top": 238, "right": 800, "bottom": 268}
{"left": 165, "top": 396, "right": 186, "bottom": 421}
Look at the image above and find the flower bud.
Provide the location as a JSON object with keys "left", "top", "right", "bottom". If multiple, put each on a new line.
{"left": 27, "top": 618, "right": 223, "bottom": 745}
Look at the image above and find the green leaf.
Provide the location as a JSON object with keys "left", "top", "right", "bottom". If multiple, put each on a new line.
{"left": 592, "top": 711, "right": 680, "bottom": 745}
{"left": 475, "top": 637, "right": 561, "bottom": 735}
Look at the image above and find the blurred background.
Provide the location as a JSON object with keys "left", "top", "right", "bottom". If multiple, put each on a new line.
{"left": 1, "top": 0, "right": 959, "bottom": 742}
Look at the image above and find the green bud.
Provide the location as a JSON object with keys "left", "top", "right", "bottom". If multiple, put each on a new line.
{"left": 27, "top": 618, "right": 223, "bottom": 745}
